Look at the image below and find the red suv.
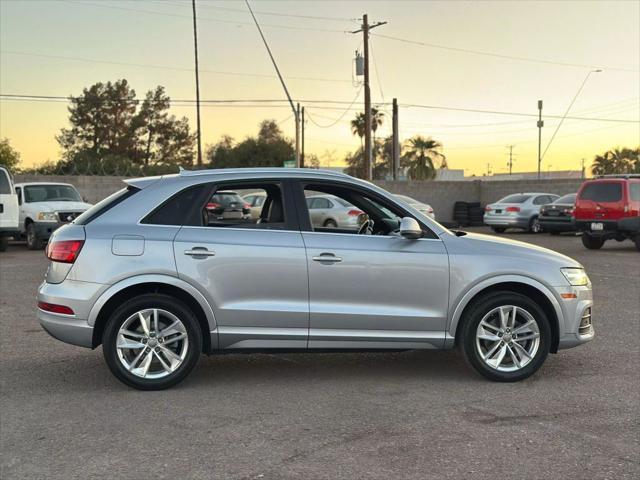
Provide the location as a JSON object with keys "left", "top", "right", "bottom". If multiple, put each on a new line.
{"left": 574, "top": 175, "right": 640, "bottom": 251}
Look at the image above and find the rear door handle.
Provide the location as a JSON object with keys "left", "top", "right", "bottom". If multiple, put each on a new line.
{"left": 312, "top": 253, "right": 342, "bottom": 263}
{"left": 184, "top": 247, "right": 215, "bottom": 258}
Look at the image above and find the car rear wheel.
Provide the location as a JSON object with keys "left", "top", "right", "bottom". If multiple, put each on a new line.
{"left": 102, "top": 294, "right": 202, "bottom": 390}
{"left": 460, "top": 292, "right": 550, "bottom": 382}
{"left": 581, "top": 233, "right": 604, "bottom": 250}
{"left": 323, "top": 219, "right": 338, "bottom": 228}
{"left": 491, "top": 227, "right": 506, "bottom": 233}
{"left": 634, "top": 235, "right": 640, "bottom": 252}
{"left": 0, "top": 236, "right": 8, "bottom": 252}
{"left": 529, "top": 216, "right": 542, "bottom": 233}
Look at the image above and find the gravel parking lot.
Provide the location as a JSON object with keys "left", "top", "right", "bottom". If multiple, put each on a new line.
{"left": 1, "top": 228, "right": 638, "bottom": 479}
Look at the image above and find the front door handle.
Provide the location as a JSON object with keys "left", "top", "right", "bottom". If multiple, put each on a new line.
{"left": 312, "top": 253, "right": 342, "bottom": 263}
{"left": 184, "top": 247, "right": 215, "bottom": 258}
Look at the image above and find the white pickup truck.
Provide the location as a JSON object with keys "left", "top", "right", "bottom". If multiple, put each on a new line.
{"left": 0, "top": 167, "right": 19, "bottom": 251}
{"left": 14, "top": 182, "right": 92, "bottom": 249}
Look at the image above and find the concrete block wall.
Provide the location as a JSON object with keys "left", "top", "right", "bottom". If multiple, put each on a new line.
{"left": 14, "top": 175, "right": 585, "bottom": 223}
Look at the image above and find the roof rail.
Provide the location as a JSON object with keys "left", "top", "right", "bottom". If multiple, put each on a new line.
{"left": 595, "top": 174, "right": 640, "bottom": 179}
{"left": 178, "top": 167, "right": 352, "bottom": 178}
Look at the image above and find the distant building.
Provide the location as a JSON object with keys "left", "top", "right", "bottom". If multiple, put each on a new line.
{"left": 485, "top": 170, "right": 584, "bottom": 181}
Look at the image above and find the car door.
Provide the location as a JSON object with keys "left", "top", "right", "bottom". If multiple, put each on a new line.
{"left": 172, "top": 180, "right": 309, "bottom": 349}
{"left": 295, "top": 181, "right": 450, "bottom": 349}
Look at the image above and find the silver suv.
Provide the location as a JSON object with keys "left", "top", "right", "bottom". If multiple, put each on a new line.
{"left": 38, "top": 169, "right": 594, "bottom": 390}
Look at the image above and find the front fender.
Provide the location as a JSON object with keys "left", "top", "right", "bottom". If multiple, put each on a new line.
{"left": 446, "top": 274, "right": 565, "bottom": 343}
{"left": 86, "top": 274, "right": 217, "bottom": 332}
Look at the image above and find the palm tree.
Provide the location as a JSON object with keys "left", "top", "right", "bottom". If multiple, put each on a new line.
{"left": 350, "top": 112, "right": 366, "bottom": 149}
{"left": 403, "top": 136, "right": 446, "bottom": 180}
{"left": 591, "top": 147, "right": 639, "bottom": 176}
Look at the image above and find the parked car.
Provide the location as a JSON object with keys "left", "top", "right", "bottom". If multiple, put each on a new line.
{"left": 574, "top": 175, "right": 640, "bottom": 251}
{"left": 242, "top": 192, "right": 267, "bottom": 220}
{"left": 38, "top": 168, "right": 594, "bottom": 390}
{"left": 393, "top": 194, "right": 435, "bottom": 219}
{"left": 539, "top": 193, "right": 577, "bottom": 234}
{"left": 0, "top": 167, "right": 19, "bottom": 251}
{"left": 14, "top": 182, "right": 92, "bottom": 249}
{"left": 305, "top": 194, "right": 364, "bottom": 230}
{"left": 205, "top": 190, "right": 251, "bottom": 223}
{"left": 484, "top": 193, "right": 560, "bottom": 233}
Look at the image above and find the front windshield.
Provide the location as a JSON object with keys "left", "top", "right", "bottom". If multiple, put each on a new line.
{"left": 24, "top": 184, "right": 82, "bottom": 203}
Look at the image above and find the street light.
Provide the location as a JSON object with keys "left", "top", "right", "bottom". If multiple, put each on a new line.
{"left": 540, "top": 69, "right": 602, "bottom": 165}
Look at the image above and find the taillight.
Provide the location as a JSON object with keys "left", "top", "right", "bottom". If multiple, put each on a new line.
{"left": 46, "top": 240, "right": 84, "bottom": 263}
{"left": 243, "top": 203, "right": 251, "bottom": 209}
{"left": 426, "top": 207, "right": 434, "bottom": 213}
{"left": 506, "top": 206, "right": 520, "bottom": 212}
{"left": 484, "top": 206, "right": 492, "bottom": 212}
{"left": 206, "top": 202, "right": 220, "bottom": 210}
{"left": 563, "top": 207, "right": 575, "bottom": 215}
{"left": 38, "top": 301, "right": 75, "bottom": 315}
{"left": 347, "top": 209, "right": 364, "bottom": 216}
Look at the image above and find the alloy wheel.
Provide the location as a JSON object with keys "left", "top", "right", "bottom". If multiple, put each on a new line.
{"left": 116, "top": 308, "right": 189, "bottom": 379}
{"left": 475, "top": 305, "right": 540, "bottom": 372}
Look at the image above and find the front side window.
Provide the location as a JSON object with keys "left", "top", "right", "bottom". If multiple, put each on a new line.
{"left": 302, "top": 184, "right": 416, "bottom": 236}
{"left": 24, "top": 184, "right": 82, "bottom": 203}
{"left": 0, "top": 169, "right": 11, "bottom": 194}
{"left": 630, "top": 183, "right": 640, "bottom": 202}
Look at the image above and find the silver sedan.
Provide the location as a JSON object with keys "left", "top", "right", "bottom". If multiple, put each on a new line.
{"left": 393, "top": 194, "right": 435, "bottom": 219}
{"left": 484, "top": 192, "right": 559, "bottom": 233}
{"left": 306, "top": 194, "right": 364, "bottom": 230}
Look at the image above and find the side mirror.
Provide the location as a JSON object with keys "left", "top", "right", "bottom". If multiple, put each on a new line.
{"left": 400, "top": 217, "right": 422, "bottom": 239}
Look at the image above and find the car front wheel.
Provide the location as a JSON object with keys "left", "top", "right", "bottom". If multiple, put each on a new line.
{"left": 460, "top": 291, "right": 550, "bottom": 382}
{"left": 26, "top": 223, "right": 43, "bottom": 250}
{"left": 529, "top": 216, "right": 542, "bottom": 233}
{"left": 102, "top": 294, "right": 202, "bottom": 390}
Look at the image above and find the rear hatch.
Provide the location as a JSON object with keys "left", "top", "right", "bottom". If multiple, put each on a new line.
{"left": 486, "top": 194, "right": 531, "bottom": 215}
{"left": 575, "top": 181, "right": 625, "bottom": 221}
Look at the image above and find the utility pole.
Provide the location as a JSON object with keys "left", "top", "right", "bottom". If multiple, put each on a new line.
{"left": 392, "top": 98, "right": 399, "bottom": 180}
{"left": 581, "top": 158, "right": 585, "bottom": 179}
{"left": 191, "top": 0, "right": 202, "bottom": 167}
{"left": 301, "top": 106, "right": 305, "bottom": 168}
{"left": 245, "top": 0, "right": 300, "bottom": 167}
{"left": 507, "top": 145, "right": 515, "bottom": 175}
{"left": 351, "top": 15, "right": 386, "bottom": 180}
{"left": 537, "top": 100, "right": 543, "bottom": 180}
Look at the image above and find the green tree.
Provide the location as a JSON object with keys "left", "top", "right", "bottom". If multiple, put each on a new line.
{"left": 403, "top": 136, "right": 447, "bottom": 180}
{"left": 591, "top": 147, "right": 639, "bottom": 176}
{"left": 0, "top": 138, "right": 20, "bottom": 170}
{"left": 206, "top": 120, "right": 294, "bottom": 168}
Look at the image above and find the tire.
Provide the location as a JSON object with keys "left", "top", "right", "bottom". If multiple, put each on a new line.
{"left": 491, "top": 227, "right": 506, "bottom": 233}
{"left": 529, "top": 216, "right": 542, "bottom": 233}
{"left": 581, "top": 232, "right": 604, "bottom": 250}
{"left": 26, "top": 223, "right": 43, "bottom": 250}
{"left": 549, "top": 231, "right": 560, "bottom": 236}
{"left": 0, "top": 236, "right": 8, "bottom": 252}
{"left": 323, "top": 219, "right": 338, "bottom": 228}
{"left": 102, "top": 293, "right": 203, "bottom": 390}
{"left": 460, "top": 291, "right": 551, "bottom": 382}
{"left": 634, "top": 235, "right": 640, "bottom": 252}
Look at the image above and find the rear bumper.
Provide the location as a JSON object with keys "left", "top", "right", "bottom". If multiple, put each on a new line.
{"left": 483, "top": 214, "right": 528, "bottom": 228}
{"left": 575, "top": 217, "right": 640, "bottom": 236}
{"left": 39, "top": 310, "right": 94, "bottom": 348}
{"left": 539, "top": 216, "right": 575, "bottom": 232}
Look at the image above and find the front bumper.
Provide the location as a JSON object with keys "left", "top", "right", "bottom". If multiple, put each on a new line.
{"left": 37, "top": 279, "right": 106, "bottom": 348}
{"left": 575, "top": 217, "right": 640, "bottom": 236}
{"left": 554, "top": 285, "right": 594, "bottom": 350}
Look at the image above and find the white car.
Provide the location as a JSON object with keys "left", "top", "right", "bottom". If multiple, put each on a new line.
{"left": 14, "top": 182, "right": 92, "bottom": 249}
{"left": 0, "top": 167, "right": 19, "bottom": 251}
{"left": 393, "top": 194, "right": 435, "bottom": 219}
{"left": 242, "top": 192, "right": 267, "bottom": 220}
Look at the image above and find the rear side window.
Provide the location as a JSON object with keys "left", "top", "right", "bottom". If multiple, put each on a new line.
{"left": 499, "top": 194, "right": 531, "bottom": 203}
{"left": 630, "top": 183, "right": 640, "bottom": 201}
{"left": 0, "top": 169, "right": 11, "bottom": 194}
{"left": 144, "top": 184, "right": 211, "bottom": 226}
{"left": 75, "top": 186, "right": 139, "bottom": 225}
{"left": 579, "top": 183, "right": 622, "bottom": 202}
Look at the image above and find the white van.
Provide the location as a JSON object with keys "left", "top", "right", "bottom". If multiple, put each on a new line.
{"left": 0, "top": 167, "right": 19, "bottom": 251}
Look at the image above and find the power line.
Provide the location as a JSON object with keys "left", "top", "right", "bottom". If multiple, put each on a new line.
{"left": 306, "top": 86, "right": 363, "bottom": 128}
{"left": 152, "top": 0, "right": 355, "bottom": 23}
{"left": 60, "top": 0, "right": 348, "bottom": 33}
{"left": 0, "top": 50, "right": 352, "bottom": 84}
{"left": 373, "top": 33, "right": 640, "bottom": 73}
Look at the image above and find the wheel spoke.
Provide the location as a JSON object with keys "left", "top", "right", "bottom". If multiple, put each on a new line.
{"left": 153, "top": 309, "right": 159, "bottom": 333}
{"left": 157, "top": 345, "right": 183, "bottom": 370}
{"left": 483, "top": 340, "right": 503, "bottom": 361}
{"left": 513, "top": 319, "right": 535, "bottom": 334}
{"left": 117, "top": 335, "right": 145, "bottom": 350}
{"left": 499, "top": 307, "right": 509, "bottom": 330}
{"left": 486, "top": 344, "right": 507, "bottom": 369}
{"left": 506, "top": 344, "right": 521, "bottom": 368}
{"left": 514, "top": 332, "right": 540, "bottom": 342}
{"left": 128, "top": 348, "right": 147, "bottom": 371}
{"left": 509, "top": 306, "right": 517, "bottom": 329}
{"left": 512, "top": 341, "right": 533, "bottom": 360}
{"left": 158, "top": 320, "right": 186, "bottom": 339}
{"left": 162, "top": 332, "right": 187, "bottom": 346}
{"left": 132, "top": 351, "right": 154, "bottom": 377}
{"left": 138, "top": 311, "right": 150, "bottom": 335}
{"left": 153, "top": 350, "right": 173, "bottom": 373}
{"left": 121, "top": 329, "right": 145, "bottom": 339}
{"left": 480, "top": 320, "right": 502, "bottom": 333}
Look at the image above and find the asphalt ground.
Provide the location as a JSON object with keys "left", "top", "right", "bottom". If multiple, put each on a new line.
{"left": 1, "top": 228, "right": 638, "bottom": 479}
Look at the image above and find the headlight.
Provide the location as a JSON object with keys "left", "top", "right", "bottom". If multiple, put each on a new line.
{"left": 37, "top": 212, "right": 58, "bottom": 222}
{"left": 561, "top": 267, "right": 590, "bottom": 286}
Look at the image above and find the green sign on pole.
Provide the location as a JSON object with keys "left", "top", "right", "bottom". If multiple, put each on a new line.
{"left": 283, "top": 160, "right": 296, "bottom": 168}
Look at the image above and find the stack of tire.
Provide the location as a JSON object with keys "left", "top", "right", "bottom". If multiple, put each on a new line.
{"left": 453, "top": 201, "right": 485, "bottom": 227}
{"left": 453, "top": 201, "right": 470, "bottom": 226}
{"left": 468, "top": 202, "right": 485, "bottom": 227}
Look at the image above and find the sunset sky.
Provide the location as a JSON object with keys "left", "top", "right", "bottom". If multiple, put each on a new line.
{"left": 1, "top": 0, "right": 639, "bottom": 176}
